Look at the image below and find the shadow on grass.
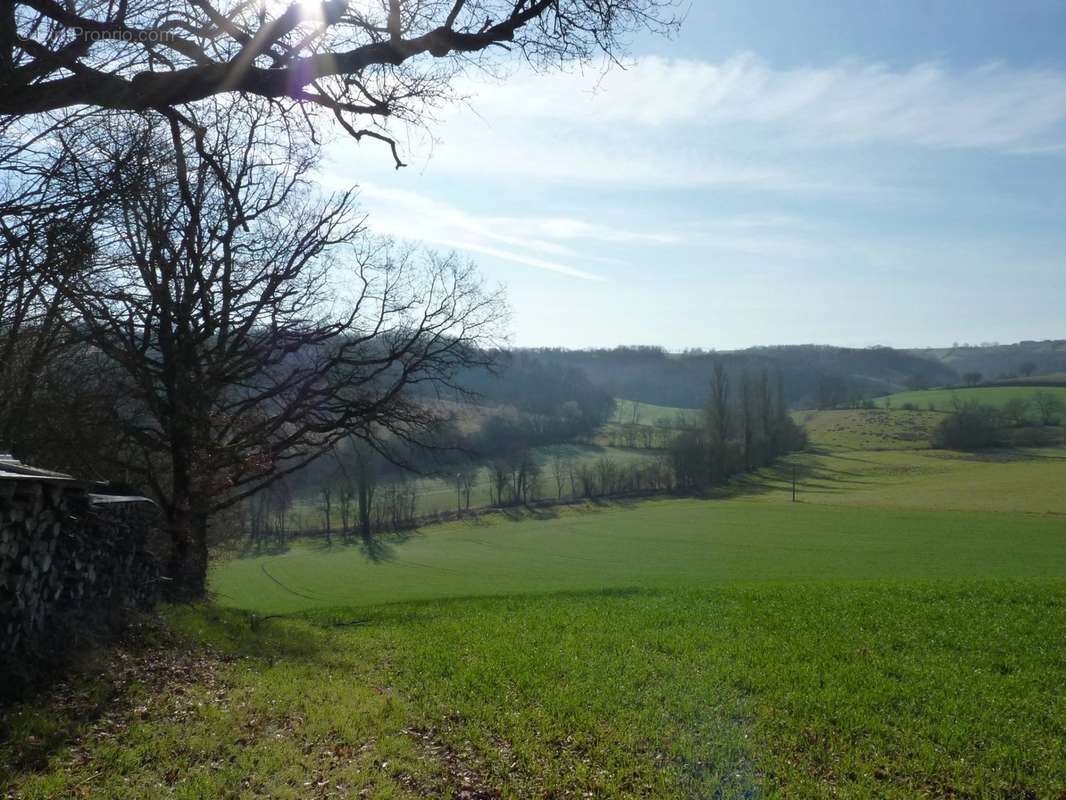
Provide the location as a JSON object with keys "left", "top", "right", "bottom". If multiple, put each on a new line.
{"left": 238, "top": 537, "right": 294, "bottom": 558}
{"left": 0, "top": 614, "right": 229, "bottom": 784}
{"left": 945, "top": 447, "right": 1066, "bottom": 464}
{"left": 230, "top": 448, "right": 882, "bottom": 572}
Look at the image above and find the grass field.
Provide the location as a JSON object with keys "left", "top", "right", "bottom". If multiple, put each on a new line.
{"left": 612, "top": 399, "right": 700, "bottom": 427}
{"left": 876, "top": 385, "right": 1066, "bottom": 414}
{"left": 792, "top": 408, "right": 941, "bottom": 450}
{"left": 6, "top": 413, "right": 1066, "bottom": 797}
{"left": 213, "top": 488, "right": 1066, "bottom": 614}
{"left": 9, "top": 580, "right": 1065, "bottom": 799}
{"left": 733, "top": 445, "right": 1066, "bottom": 516}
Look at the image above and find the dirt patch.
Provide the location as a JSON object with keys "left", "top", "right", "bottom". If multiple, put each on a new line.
{"left": 399, "top": 726, "right": 501, "bottom": 799}
{"left": 1, "top": 615, "right": 230, "bottom": 794}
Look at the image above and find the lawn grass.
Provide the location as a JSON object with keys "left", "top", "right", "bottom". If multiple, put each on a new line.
{"left": 7, "top": 581, "right": 1066, "bottom": 798}
{"left": 876, "top": 385, "right": 1066, "bottom": 414}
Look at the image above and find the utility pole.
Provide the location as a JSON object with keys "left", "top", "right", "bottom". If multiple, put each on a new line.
{"left": 791, "top": 464, "right": 797, "bottom": 502}
{"left": 456, "top": 473, "right": 462, "bottom": 517}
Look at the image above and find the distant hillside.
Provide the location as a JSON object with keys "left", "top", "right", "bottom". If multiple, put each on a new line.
{"left": 523, "top": 345, "right": 957, "bottom": 410}
{"left": 912, "top": 340, "right": 1066, "bottom": 381}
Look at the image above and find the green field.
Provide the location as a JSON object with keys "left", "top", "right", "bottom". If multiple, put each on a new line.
{"left": 876, "top": 385, "right": 1066, "bottom": 414}
{"left": 792, "top": 408, "right": 941, "bottom": 450}
{"left": 213, "top": 492, "right": 1066, "bottom": 614}
{"left": 6, "top": 412, "right": 1066, "bottom": 798}
{"left": 613, "top": 398, "right": 700, "bottom": 427}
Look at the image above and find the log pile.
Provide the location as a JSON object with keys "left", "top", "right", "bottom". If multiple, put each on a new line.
{"left": 0, "top": 469, "right": 160, "bottom": 672}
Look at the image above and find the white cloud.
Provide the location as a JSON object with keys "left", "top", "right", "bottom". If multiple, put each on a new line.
{"left": 459, "top": 54, "right": 1066, "bottom": 151}
{"left": 350, "top": 184, "right": 694, "bottom": 281}
{"left": 333, "top": 54, "right": 1066, "bottom": 194}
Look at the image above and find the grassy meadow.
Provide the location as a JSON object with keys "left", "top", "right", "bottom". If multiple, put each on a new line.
{"left": 876, "top": 385, "right": 1066, "bottom": 414}
{"left": 5, "top": 408, "right": 1066, "bottom": 798}
{"left": 792, "top": 408, "right": 941, "bottom": 450}
{"left": 611, "top": 399, "right": 701, "bottom": 427}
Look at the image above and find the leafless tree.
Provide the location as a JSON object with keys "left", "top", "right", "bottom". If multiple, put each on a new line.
{"left": 319, "top": 485, "right": 333, "bottom": 543}
{"left": 1033, "top": 391, "right": 1063, "bottom": 427}
{"left": 1003, "top": 397, "right": 1030, "bottom": 428}
{"left": 707, "top": 362, "right": 730, "bottom": 447}
{"left": 639, "top": 425, "right": 654, "bottom": 449}
{"left": 3, "top": 0, "right": 677, "bottom": 164}
{"left": 550, "top": 452, "right": 565, "bottom": 498}
{"left": 488, "top": 458, "right": 508, "bottom": 506}
{"left": 46, "top": 108, "right": 506, "bottom": 597}
{"left": 459, "top": 469, "right": 475, "bottom": 510}
{"left": 337, "top": 482, "right": 354, "bottom": 539}
{"left": 739, "top": 372, "right": 753, "bottom": 468}
{"left": 0, "top": 193, "right": 132, "bottom": 477}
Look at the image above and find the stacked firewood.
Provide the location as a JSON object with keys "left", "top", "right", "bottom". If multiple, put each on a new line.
{"left": 1, "top": 478, "right": 160, "bottom": 662}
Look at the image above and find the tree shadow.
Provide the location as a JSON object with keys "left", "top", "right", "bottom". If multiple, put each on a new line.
{"left": 352, "top": 529, "right": 421, "bottom": 564}
{"left": 237, "top": 537, "right": 293, "bottom": 558}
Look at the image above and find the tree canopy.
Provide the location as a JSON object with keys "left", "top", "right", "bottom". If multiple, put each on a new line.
{"left": 3, "top": 0, "right": 676, "bottom": 163}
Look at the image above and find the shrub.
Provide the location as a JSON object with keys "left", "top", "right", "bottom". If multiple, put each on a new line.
{"left": 931, "top": 406, "right": 1002, "bottom": 450}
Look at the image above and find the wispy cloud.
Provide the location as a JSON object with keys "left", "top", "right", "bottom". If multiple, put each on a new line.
{"left": 462, "top": 54, "right": 1066, "bottom": 151}
{"left": 346, "top": 184, "right": 692, "bottom": 281}
{"left": 336, "top": 54, "right": 1066, "bottom": 195}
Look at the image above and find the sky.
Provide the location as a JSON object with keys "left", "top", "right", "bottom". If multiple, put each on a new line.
{"left": 322, "top": 1, "right": 1066, "bottom": 351}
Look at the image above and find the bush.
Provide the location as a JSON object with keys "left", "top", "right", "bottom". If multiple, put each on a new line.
{"left": 931, "top": 406, "right": 1002, "bottom": 450}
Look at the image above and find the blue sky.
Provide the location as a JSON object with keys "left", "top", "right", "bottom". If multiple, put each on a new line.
{"left": 324, "top": 1, "right": 1066, "bottom": 350}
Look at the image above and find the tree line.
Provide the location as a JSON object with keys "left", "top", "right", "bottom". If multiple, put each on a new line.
{"left": 669, "top": 365, "right": 807, "bottom": 490}
{"left": 280, "top": 363, "right": 809, "bottom": 533}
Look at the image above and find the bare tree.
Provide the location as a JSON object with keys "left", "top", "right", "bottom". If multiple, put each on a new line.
{"left": 488, "top": 458, "right": 509, "bottom": 506}
{"left": 337, "top": 483, "right": 354, "bottom": 540}
{"left": 739, "top": 372, "right": 753, "bottom": 469}
{"left": 459, "top": 469, "right": 475, "bottom": 510}
{"left": 1033, "top": 391, "right": 1063, "bottom": 427}
{"left": 0, "top": 181, "right": 125, "bottom": 473}
{"left": 319, "top": 486, "right": 333, "bottom": 544}
{"left": 639, "top": 425, "right": 654, "bottom": 449}
{"left": 551, "top": 452, "right": 566, "bottom": 498}
{"left": 1003, "top": 397, "right": 1031, "bottom": 428}
{"left": 707, "top": 362, "right": 730, "bottom": 447}
{"left": 3, "top": 0, "right": 676, "bottom": 164}
{"left": 48, "top": 108, "right": 505, "bottom": 597}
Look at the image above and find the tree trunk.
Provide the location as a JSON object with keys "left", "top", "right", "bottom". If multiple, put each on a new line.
{"left": 358, "top": 479, "right": 371, "bottom": 542}
{"left": 164, "top": 441, "right": 208, "bottom": 601}
{"left": 164, "top": 506, "right": 208, "bottom": 600}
